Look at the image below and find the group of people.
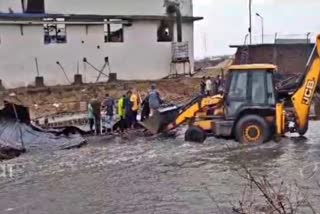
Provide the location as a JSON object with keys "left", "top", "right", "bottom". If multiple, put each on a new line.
{"left": 200, "top": 75, "right": 224, "bottom": 96}
{"left": 87, "top": 84, "right": 162, "bottom": 135}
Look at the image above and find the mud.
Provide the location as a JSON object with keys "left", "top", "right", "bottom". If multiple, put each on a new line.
{"left": 0, "top": 122, "right": 320, "bottom": 214}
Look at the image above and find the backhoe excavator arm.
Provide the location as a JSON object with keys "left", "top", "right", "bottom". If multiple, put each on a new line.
{"left": 166, "top": 95, "right": 223, "bottom": 131}
{"left": 140, "top": 94, "right": 223, "bottom": 134}
{"left": 291, "top": 35, "right": 320, "bottom": 135}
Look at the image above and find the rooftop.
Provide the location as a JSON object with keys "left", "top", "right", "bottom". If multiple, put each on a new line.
{"left": 0, "top": 12, "right": 203, "bottom": 23}
{"left": 230, "top": 43, "right": 315, "bottom": 48}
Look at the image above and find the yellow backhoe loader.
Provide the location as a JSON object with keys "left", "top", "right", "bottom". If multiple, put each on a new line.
{"left": 141, "top": 35, "right": 320, "bottom": 144}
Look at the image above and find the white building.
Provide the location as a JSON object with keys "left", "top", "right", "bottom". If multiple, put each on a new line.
{"left": 0, "top": 0, "right": 201, "bottom": 88}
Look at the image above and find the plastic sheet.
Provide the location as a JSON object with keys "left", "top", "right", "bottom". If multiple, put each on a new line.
{"left": 0, "top": 101, "right": 86, "bottom": 160}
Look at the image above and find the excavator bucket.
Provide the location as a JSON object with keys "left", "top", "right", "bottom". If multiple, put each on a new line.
{"left": 140, "top": 95, "right": 210, "bottom": 134}
{"left": 140, "top": 105, "right": 180, "bottom": 134}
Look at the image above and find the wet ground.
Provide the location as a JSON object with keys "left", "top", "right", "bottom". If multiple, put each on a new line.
{"left": 0, "top": 122, "right": 320, "bottom": 214}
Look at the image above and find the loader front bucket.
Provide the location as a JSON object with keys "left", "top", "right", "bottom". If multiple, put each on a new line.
{"left": 140, "top": 106, "right": 180, "bottom": 134}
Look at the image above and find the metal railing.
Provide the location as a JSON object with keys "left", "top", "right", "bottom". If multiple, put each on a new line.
{"left": 248, "top": 32, "right": 316, "bottom": 45}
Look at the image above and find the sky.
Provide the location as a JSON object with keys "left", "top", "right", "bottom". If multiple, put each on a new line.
{"left": 193, "top": 0, "right": 320, "bottom": 59}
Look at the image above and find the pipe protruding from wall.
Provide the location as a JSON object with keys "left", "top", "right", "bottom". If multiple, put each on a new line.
{"left": 0, "top": 79, "right": 5, "bottom": 91}
{"left": 166, "top": 1, "right": 182, "bottom": 42}
{"left": 35, "top": 76, "right": 45, "bottom": 88}
{"left": 108, "top": 73, "right": 117, "bottom": 82}
{"left": 74, "top": 74, "right": 83, "bottom": 85}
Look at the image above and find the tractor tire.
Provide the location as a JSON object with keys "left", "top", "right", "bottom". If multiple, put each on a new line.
{"left": 185, "top": 126, "right": 206, "bottom": 143}
{"left": 235, "top": 115, "right": 270, "bottom": 144}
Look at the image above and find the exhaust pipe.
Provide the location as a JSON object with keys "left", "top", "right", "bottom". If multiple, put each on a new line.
{"left": 166, "top": 2, "right": 183, "bottom": 42}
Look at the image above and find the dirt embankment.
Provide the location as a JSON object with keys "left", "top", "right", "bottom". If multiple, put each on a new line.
{"left": 1, "top": 78, "right": 202, "bottom": 119}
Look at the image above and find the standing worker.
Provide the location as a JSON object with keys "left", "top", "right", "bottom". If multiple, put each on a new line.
{"left": 217, "top": 75, "right": 224, "bottom": 95}
{"left": 130, "top": 88, "right": 140, "bottom": 128}
{"left": 148, "top": 84, "right": 162, "bottom": 116}
{"left": 90, "top": 94, "right": 101, "bottom": 135}
{"left": 200, "top": 76, "right": 206, "bottom": 95}
{"left": 117, "top": 94, "right": 126, "bottom": 133}
{"left": 205, "top": 77, "right": 212, "bottom": 96}
{"left": 102, "top": 93, "right": 115, "bottom": 133}
{"left": 212, "top": 76, "right": 219, "bottom": 95}
{"left": 87, "top": 102, "right": 94, "bottom": 133}
{"left": 124, "top": 90, "right": 133, "bottom": 128}
{"left": 141, "top": 95, "right": 150, "bottom": 122}
{"left": 102, "top": 93, "right": 115, "bottom": 122}
{"left": 215, "top": 75, "right": 221, "bottom": 89}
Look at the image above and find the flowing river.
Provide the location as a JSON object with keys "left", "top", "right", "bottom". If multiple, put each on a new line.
{"left": 0, "top": 122, "right": 320, "bottom": 214}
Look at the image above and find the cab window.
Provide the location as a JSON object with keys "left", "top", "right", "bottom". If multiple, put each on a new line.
{"left": 266, "top": 72, "right": 276, "bottom": 105}
{"left": 251, "top": 72, "right": 267, "bottom": 104}
{"left": 250, "top": 71, "right": 276, "bottom": 105}
{"left": 228, "top": 72, "right": 248, "bottom": 99}
{"left": 226, "top": 72, "right": 248, "bottom": 117}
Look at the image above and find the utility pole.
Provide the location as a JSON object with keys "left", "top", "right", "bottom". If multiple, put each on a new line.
{"left": 249, "top": 0, "right": 252, "bottom": 45}
{"left": 203, "top": 32, "right": 207, "bottom": 57}
{"left": 256, "top": 13, "right": 264, "bottom": 44}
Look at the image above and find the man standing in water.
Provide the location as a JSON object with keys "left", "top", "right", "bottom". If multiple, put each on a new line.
{"left": 141, "top": 94, "right": 150, "bottom": 122}
{"left": 148, "top": 84, "right": 162, "bottom": 116}
{"left": 87, "top": 102, "right": 94, "bottom": 133}
{"left": 130, "top": 89, "right": 140, "bottom": 128}
{"left": 124, "top": 90, "right": 133, "bottom": 128}
{"left": 117, "top": 94, "right": 126, "bottom": 133}
{"left": 90, "top": 94, "right": 101, "bottom": 135}
{"left": 102, "top": 94, "right": 115, "bottom": 122}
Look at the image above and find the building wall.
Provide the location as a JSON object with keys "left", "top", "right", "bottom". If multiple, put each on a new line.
{"left": 46, "top": 0, "right": 193, "bottom": 16}
{"left": 0, "top": 21, "right": 194, "bottom": 88}
{"left": 0, "top": 0, "right": 193, "bottom": 16}
{"left": 233, "top": 44, "right": 314, "bottom": 74}
{"left": 0, "top": 1, "right": 23, "bottom": 13}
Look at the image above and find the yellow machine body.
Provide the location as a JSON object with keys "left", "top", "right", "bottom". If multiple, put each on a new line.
{"left": 142, "top": 35, "right": 320, "bottom": 144}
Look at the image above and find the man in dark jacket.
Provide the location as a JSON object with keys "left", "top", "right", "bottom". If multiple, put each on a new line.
{"left": 102, "top": 94, "right": 115, "bottom": 121}
{"left": 90, "top": 94, "right": 101, "bottom": 135}
{"left": 124, "top": 91, "right": 133, "bottom": 128}
{"left": 200, "top": 76, "right": 206, "bottom": 95}
{"left": 141, "top": 95, "right": 150, "bottom": 122}
{"left": 148, "top": 84, "right": 162, "bottom": 116}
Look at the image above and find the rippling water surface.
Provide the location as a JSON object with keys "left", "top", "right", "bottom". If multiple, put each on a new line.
{"left": 1, "top": 122, "right": 320, "bottom": 214}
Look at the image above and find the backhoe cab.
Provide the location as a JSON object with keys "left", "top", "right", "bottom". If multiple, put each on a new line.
{"left": 141, "top": 35, "right": 320, "bottom": 144}
{"left": 186, "top": 64, "right": 277, "bottom": 144}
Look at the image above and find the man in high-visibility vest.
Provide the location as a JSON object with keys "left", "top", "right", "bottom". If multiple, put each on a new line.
{"left": 117, "top": 94, "right": 126, "bottom": 133}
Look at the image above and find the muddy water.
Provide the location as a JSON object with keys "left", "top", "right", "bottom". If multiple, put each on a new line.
{"left": 0, "top": 122, "right": 320, "bottom": 214}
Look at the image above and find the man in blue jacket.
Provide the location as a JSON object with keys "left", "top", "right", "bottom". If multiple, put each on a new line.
{"left": 148, "top": 84, "right": 162, "bottom": 116}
